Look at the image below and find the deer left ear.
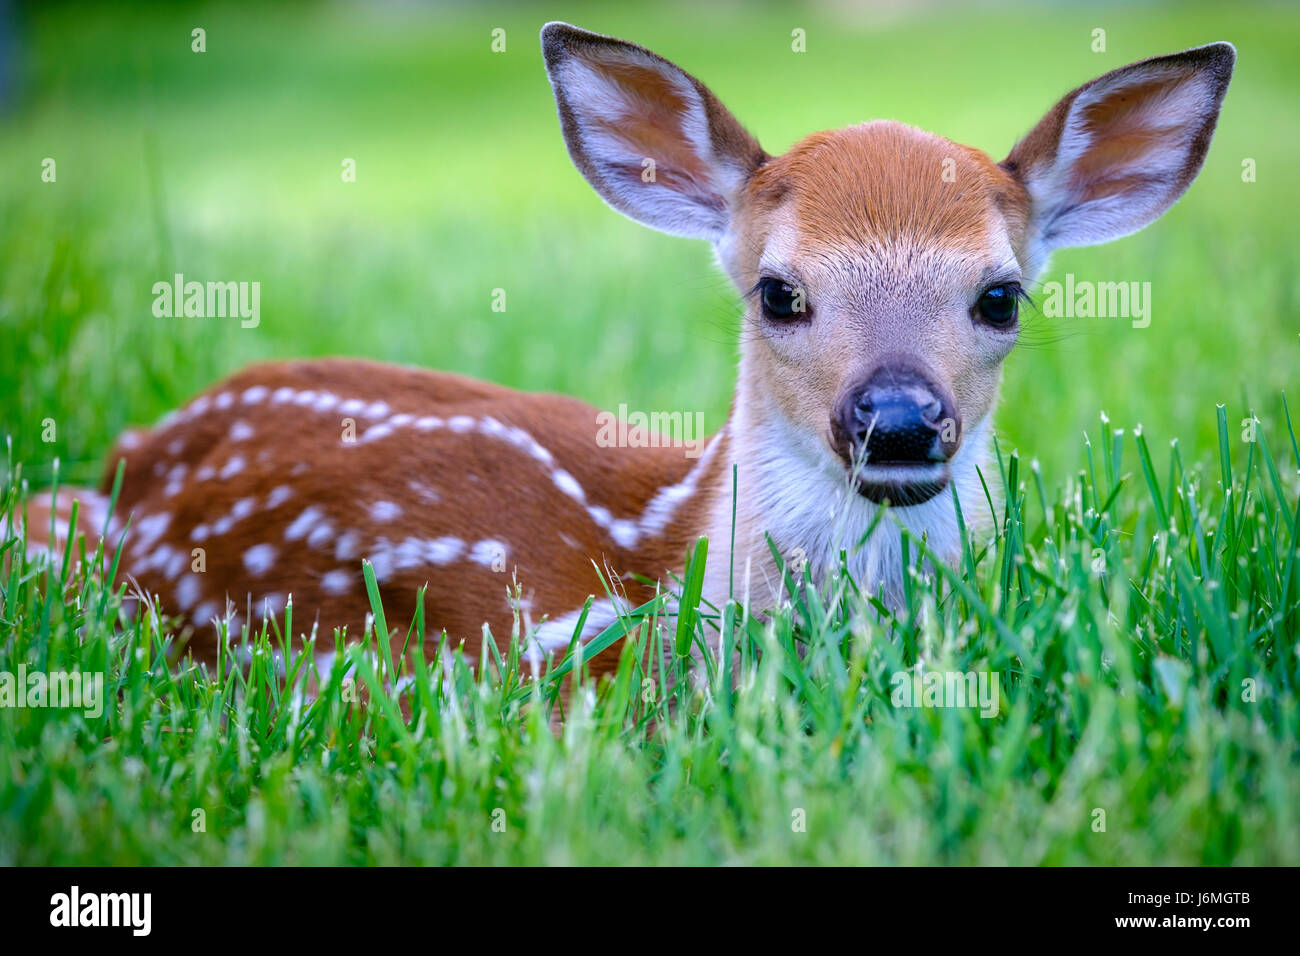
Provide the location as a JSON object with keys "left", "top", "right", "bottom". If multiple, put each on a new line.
{"left": 541, "top": 21, "right": 768, "bottom": 241}
{"left": 1003, "top": 42, "right": 1235, "bottom": 274}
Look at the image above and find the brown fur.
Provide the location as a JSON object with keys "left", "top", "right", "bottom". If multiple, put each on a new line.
{"left": 748, "top": 124, "right": 1029, "bottom": 253}
{"left": 52, "top": 359, "right": 729, "bottom": 674}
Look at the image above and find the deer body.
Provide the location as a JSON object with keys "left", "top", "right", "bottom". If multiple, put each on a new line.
{"left": 28, "top": 24, "right": 1234, "bottom": 668}
{"left": 42, "top": 359, "right": 728, "bottom": 668}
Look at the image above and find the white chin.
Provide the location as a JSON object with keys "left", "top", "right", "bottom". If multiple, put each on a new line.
{"left": 849, "top": 462, "right": 951, "bottom": 506}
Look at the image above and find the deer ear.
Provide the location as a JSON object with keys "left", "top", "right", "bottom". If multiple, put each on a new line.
{"left": 541, "top": 22, "right": 767, "bottom": 241}
{"left": 1003, "top": 42, "right": 1234, "bottom": 273}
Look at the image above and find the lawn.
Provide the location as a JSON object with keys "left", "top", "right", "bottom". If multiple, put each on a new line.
{"left": 1, "top": 0, "right": 1298, "bottom": 865}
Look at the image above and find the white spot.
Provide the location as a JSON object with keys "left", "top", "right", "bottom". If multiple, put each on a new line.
{"left": 313, "top": 650, "right": 338, "bottom": 680}
{"left": 285, "top": 506, "right": 325, "bottom": 541}
{"left": 553, "top": 470, "right": 584, "bottom": 502}
{"left": 175, "top": 575, "right": 200, "bottom": 611}
{"left": 306, "top": 521, "right": 334, "bottom": 550}
{"left": 229, "top": 420, "right": 255, "bottom": 442}
{"left": 427, "top": 536, "right": 465, "bottom": 564}
{"left": 192, "top": 523, "right": 210, "bottom": 542}
{"left": 335, "top": 530, "right": 361, "bottom": 561}
{"left": 361, "top": 423, "right": 394, "bottom": 443}
{"left": 134, "top": 512, "right": 171, "bottom": 549}
{"left": 165, "top": 549, "right": 186, "bottom": 579}
{"left": 259, "top": 592, "right": 287, "bottom": 617}
{"left": 141, "top": 544, "right": 176, "bottom": 574}
{"left": 187, "top": 395, "right": 211, "bottom": 417}
{"left": 408, "top": 480, "right": 441, "bottom": 504}
{"left": 524, "top": 440, "right": 554, "bottom": 466}
{"left": 610, "top": 520, "right": 638, "bottom": 548}
{"left": 634, "top": 427, "right": 725, "bottom": 542}
{"left": 363, "top": 401, "right": 390, "bottom": 419}
{"left": 82, "top": 495, "right": 109, "bottom": 530}
{"left": 243, "top": 543, "right": 277, "bottom": 576}
{"left": 533, "top": 598, "right": 627, "bottom": 652}
{"left": 448, "top": 415, "right": 475, "bottom": 433}
{"left": 272, "top": 386, "right": 295, "bottom": 404}
{"left": 219, "top": 456, "right": 246, "bottom": 479}
{"left": 414, "top": 416, "right": 443, "bottom": 431}
{"left": 366, "top": 541, "right": 394, "bottom": 581}
{"left": 266, "top": 485, "right": 294, "bottom": 509}
{"left": 293, "top": 390, "right": 318, "bottom": 407}
{"left": 340, "top": 398, "right": 365, "bottom": 415}
{"left": 193, "top": 601, "right": 220, "bottom": 625}
{"left": 393, "top": 537, "right": 427, "bottom": 570}
{"left": 242, "top": 385, "right": 269, "bottom": 404}
{"left": 214, "top": 392, "right": 234, "bottom": 410}
{"left": 368, "top": 501, "right": 403, "bottom": 523}
{"left": 167, "top": 438, "right": 184, "bottom": 456}
{"left": 389, "top": 413, "right": 414, "bottom": 428}
{"left": 470, "top": 539, "right": 507, "bottom": 567}
{"left": 321, "top": 569, "right": 352, "bottom": 594}
{"left": 195, "top": 465, "right": 216, "bottom": 482}
{"left": 313, "top": 393, "right": 339, "bottom": 412}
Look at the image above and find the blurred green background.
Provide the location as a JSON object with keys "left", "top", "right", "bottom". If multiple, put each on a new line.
{"left": 1, "top": 0, "right": 1296, "bottom": 486}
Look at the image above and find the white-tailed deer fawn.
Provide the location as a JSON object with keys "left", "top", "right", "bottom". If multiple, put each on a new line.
{"left": 25, "top": 24, "right": 1234, "bottom": 674}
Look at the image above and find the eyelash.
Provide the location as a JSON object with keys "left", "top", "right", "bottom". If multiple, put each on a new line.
{"left": 748, "top": 276, "right": 811, "bottom": 323}
{"left": 973, "top": 282, "right": 1032, "bottom": 326}
{"left": 744, "top": 278, "right": 783, "bottom": 299}
{"left": 1001, "top": 283, "right": 1033, "bottom": 307}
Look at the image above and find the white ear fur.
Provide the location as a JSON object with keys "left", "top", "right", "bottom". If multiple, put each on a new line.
{"left": 541, "top": 22, "right": 766, "bottom": 241}
{"left": 1004, "top": 42, "right": 1235, "bottom": 275}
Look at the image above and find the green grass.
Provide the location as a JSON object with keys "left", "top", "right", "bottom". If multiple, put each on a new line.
{"left": 3, "top": 403, "right": 1298, "bottom": 864}
{"left": 2, "top": 0, "right": 1299, "bottom": 864}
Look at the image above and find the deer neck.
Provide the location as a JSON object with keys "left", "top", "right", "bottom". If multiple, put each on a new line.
{"left": 698, "top": 364, "right": 996, "bottom": 612}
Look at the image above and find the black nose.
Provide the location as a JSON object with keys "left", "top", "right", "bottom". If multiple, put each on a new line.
{"left": 833, "top": 364, "right": 960, "bottom": 465}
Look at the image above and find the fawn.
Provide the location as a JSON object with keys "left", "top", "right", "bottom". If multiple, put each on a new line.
{"left": 24, "top": 23, "right": 1234, "bottom": 675}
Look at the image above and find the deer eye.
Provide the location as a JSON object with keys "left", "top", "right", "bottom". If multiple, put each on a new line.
{"left": 975, "top": 284, "right": 1021, "bottom": 328}
{"left": 756, "top": 278, "right": 807, "bottom": 321}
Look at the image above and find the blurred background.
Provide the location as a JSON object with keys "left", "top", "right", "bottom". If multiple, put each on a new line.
{"left": 1, "top": 0, "right": 1296, "bottom": 487}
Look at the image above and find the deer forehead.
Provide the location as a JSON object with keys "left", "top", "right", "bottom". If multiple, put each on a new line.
{"left": 734, "top": 122, "right": 1031, "bottom": 286}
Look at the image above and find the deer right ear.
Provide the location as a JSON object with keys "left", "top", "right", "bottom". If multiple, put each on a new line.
{"left": 541, "top": 22, "right": 767, "bottom": 242}
{"left": 1003, "top": 42, "right": 1235, "bottom": 276}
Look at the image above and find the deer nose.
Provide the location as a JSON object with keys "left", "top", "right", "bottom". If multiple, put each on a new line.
{"left": 833, "top": 365, "right": 960, "bottom": 465}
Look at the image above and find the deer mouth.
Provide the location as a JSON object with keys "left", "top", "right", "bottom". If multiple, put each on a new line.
{"left": 847, "top": 461, "right": 950, "bottom": 507}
